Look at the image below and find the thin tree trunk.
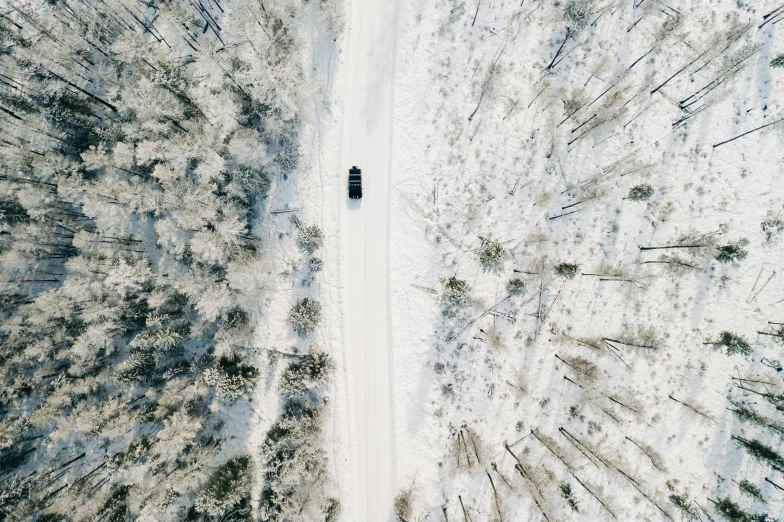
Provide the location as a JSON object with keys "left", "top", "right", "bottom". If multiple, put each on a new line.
{"left": 639, "top": 244, "right": 705, "bottom": 250}
{"left": 713, "top": 118, "right": 784, "bottom": 148}
{"left": 486, "top": 471, "right": 504, "bottom": 522}
{"left": 458, "top": 495, "right": 471, "bottom": 522}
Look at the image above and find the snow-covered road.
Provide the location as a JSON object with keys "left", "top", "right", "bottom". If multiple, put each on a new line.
{"left": 339, "top": 0, "right": 398, "bottom": 519}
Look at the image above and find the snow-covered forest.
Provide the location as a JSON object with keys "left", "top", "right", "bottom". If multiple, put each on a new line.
{"left": 5, "top": 0, "right": 784, "bottom": 520}
{"left": 0, "top": 0, "right": 342, "bottom": 519}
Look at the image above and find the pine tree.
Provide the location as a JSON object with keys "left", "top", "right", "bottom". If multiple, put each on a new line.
{"left": 204, "top": 356, "right": 260, "bottom": 401}
{"left": 716, "top": 243, "right": 748, "bottom": 263}
{"left": 394, "top": 488, "right": 413, "bottom": 521}
{"left": 628, "top": 184, "right": 654, "bottom": 201}
{"left": 555, "top": 262, "right": 580, "bottom": 279}
{"left": 669, "top": 494, "right": 699, "bottom": 521}
{"left": 309, "top": 257, "right": 324, "bottom": 272}
{"left": 195, "top": 455, "right": 253, "bottom": 518}
{"left": 280, "top": 351, "right": 334, "bottom": 396}
{"left": 297, "top": 224, "right": 324, "bottom": 255}
{"left": 712, "top": 331, "right": 752, "bottom": 356}
{"left": 479, "top": 239, "right": 509, "bottom": 274}
{"left": 506, "top": 278, "right": 526, "bottom": 296}
{"left": 714, "top": 496, "right": 773, "bottom": 522}
{"left": 440, "top": 276, "right": 470, "bottom": 316}
{"left": 288, "top": 298, "right": 323, "bottom": 337}
{"left": 737, "top": 480, "right": 766, "bottom": 504}
{"left": 733, "top": 436, "right": 784, "bottom": 468}
{"left": 560, "top": 483, "right": 580, "bottom": 512}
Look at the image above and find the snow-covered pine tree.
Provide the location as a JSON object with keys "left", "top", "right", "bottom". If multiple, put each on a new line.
{"left": 288, "top": 297, "right": 323, "bottom": 337}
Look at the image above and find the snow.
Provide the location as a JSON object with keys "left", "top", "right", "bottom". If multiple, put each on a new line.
{"left": 337, "top": 0, "right": 400, "bottom": 519}
{"left": 8, "top": 0, "right": 783, "bottom": 517}
{"left": 383, "top": 0, "right": 784, "bottom": 520}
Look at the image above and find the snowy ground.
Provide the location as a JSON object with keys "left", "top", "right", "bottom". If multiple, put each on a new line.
{"left": 384, "top": 0, "right": 784, "bottom": 520}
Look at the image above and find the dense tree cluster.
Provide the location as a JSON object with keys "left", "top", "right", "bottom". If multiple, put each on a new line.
{"left": 259, "top": 394, "right": 337, "bottom": 521}
{"left": 0, "top": 0, "right": 341, "bottom": 519}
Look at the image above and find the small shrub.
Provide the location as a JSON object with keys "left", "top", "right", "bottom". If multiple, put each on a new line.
{"left": 324, "top": 498, "right": 341, "bottom": 522}
{"left": 297, "top": 224, "right": 324, "bottom": 254}
{"left": 771, "top": 54, "right": 784, "bottom": 68}
{"left": 394, "top": 488, "right": 412, "bottom": 521}
{"left": 223, "top": 307, "right": 249, "bottom": 330}
{"left": 716, "top": 243, "right": 747, "bottom": 263}
{"left": 628, "top": 184, "right": 654, "bottom": 201}
{"left": 479, "top": 239, "right": 509, "bottom": 274}
{"left": 620, "top": 323, "right": 664, "bottom": 349}
{"left": 555, "top": 263, "right": 579, "bottom": 279}
{"left": 560, "top": 483, "right": 579, "bottom": 512}
{"left": 563, "top": 355, "right": 599, "bottom": 381}
{"left": 564, "top": 0, "right": 593, "bottom": 30}
{"left": 587, "top": 420, "right": 602, "bottom": 434}
{"left": 506, "top": 278, "right": 526, "bottom": 296}
{"left": 713, "top": 331, "right": 752, "bottom": 356}
{"left": 309, "top": 257, "right": 324, "bottom": 272}
{"left": 440, "top": 276, "right": 470, "bottom": 316}
{"left": 761, "top": 219, "right": 783, "bottom": 241}
{"left": 630, "top": 438, "right": 667, "bottom": 472}
{"left": 288, "top": 297, "right": 322, "bottom": 337}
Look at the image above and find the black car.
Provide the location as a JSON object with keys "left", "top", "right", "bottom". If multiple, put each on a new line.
{"left": 348, "top": 166, "right": 362, "bottom": 199}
